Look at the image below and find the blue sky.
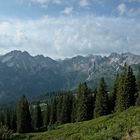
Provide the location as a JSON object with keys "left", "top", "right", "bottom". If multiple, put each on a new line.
{"left": 0, "top": 0, "right": 140, "bottom": 58}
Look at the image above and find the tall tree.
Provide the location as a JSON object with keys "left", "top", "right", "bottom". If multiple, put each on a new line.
{"left": 115, "top": 66, "right": 136, "bottom": 112}
{"left": 61, "top": 94, "right": 73, "bottom": 124}
{"left": 108, "top": 74, "right": 119, "bottom": 113}
{"left": 136, "top": 68, "right": 140, "bottom": 106}
{"left": 77, "top": 82, "right": 91, "bottom": 122}
{"left": 16, "top": 95, "right": 32, "bottom": 133}
{"left": 49, "top": 99, "right": 57, "bottom": 125}
{"left": 33, "top": 102, "right": 43, "bottom": 130}
{"left": 94, "top": 77, "right": 108, "bottom": 118}
{"left": 56, "top": 96, "right": 63, "bottom": 124}
{"left": 44, "top": 104, "right": 50, "bottom": 127}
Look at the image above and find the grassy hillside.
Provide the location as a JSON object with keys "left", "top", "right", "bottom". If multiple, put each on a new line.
{"left": 12, "top": 107, "right": 140, "bottom": 140}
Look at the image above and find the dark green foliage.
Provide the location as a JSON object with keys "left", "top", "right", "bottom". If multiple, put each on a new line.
{"left": 16, "top": 95, "right": 32, "bottom": 133}
{"left": 56, "top": 96, "right": 63, "bottom": 124}
{"left": 33, "top": 102, "right": 43, "bottom": 130}
{"left": 136, "top": 68, "right": 140, "bottom": 106}
{"left": 49, "top": 99, "right": 57, "bottom": 125}
{"left": 77, "top": 82, "right": 92, "bottom": 122}
{"left": 10, "top": 112, "right": 17, "bottom": 133}
{"left": 108, "top": 74, "right": 119, "bottom": 113}
{"left": 94, "top": 77, "right": 108, "bottom": 118}
{"left": 4, "top": 109, "right": 11, "bottom": 129}
{"left": 71, "top": 95, "right": 77, "bottom": 123}
{"left": 44, "top": 104, "right": 50, "bottom": 127}
{"left": 61, "top": 94, "right": 73, "bottom": 124}
{"left": 115, "top": 66, "right": 136, "bottom": 112}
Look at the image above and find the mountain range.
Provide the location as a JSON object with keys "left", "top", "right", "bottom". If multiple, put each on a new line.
{"left": 0, "top": 50, "right": 140, "bottom": 103}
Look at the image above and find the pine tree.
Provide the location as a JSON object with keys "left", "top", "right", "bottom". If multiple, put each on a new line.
{"left": 16, "top": 95, "right": 32, "bottom": 133}
{"left": 115, "top": 66, "right": 136, "bottom": 112}
{"left": 94, "top": 77, "right": 108, "bottom": 118}
{"left": 61, "top": 94, "right": 73, "bottom": 124}
{"left": 77, "top": 82, "right": 91, "bottom": 122}
{"left": 56, "top": 96, "right": 63, "bottom": 124}
{"left": 108, "top": 74, "right": 119, "bottom": 113}
{"left": 136, "top": 68, "right": 140, "bottom": 106}
{"left": 33, "top": 102, "right": 43, "bottom": 130}
{"left": 71, "top": 95, "right": 77, "bottom": 123}
{"left": 49, "top": 99, "right": 57, "bottom": 125}
{"left": 44, "top": 104, "right": 50, "bottom": 127}
{"left": 115, "top": 66, "right": 128, "bottom": 112}
{"left": 126, "top": 66, "right": 136, "bottom": 107}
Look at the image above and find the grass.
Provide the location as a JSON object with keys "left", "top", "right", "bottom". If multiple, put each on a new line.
{"left": 12, "top": 107, "right": 140, "bottom": 140}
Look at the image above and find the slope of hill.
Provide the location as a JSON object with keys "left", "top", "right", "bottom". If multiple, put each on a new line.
{"left": 0, "top": 50, "right": 140, "bottom": 103}
{"left": 13, "top": 107, "right": 140, "bottom": 140}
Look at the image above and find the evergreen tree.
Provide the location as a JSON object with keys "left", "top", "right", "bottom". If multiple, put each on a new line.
{"left": 16, "top": 95, "right": 32, "bottom": 133}
{"left": 49, "top": 99, "right": 57, "bottom": 125}
{"left": 115, "top": 66, "right": 127, "bottom": 112}
{"left": 56, "top": 96, "right": 63, "bottom": 124}
{"left": 126, "top": 66, "right": 136, "bottom": 107}
{"left": 11, "top": 111, "right": 17, "bottom": 133}
{"left": 71, "top": 95, "right": 77, "bottom": 123}
{"left": 61, "top": 94, "right": 73, "bottom": 124}
{"left": 136, "top": 68, "right": 140, "bottom": 106}
{"left": 33, "top": 102, "right": 43, "bottom": 130}
{"left": 4, "top": 109, "right": 11, "bottom": 129}
{"left": 108, "top": 74, "right": 119, "bottom": 113}
{"left": 115, "top": 66, "right": 136, "bottom": 112}
{"left": 77, "top": 82, "right": 91, "bottom": 122}
{"left": 94, "top": 77, "right": 108, "bottom": 118}
{"left": 44, "top": 104, "right": 50, "bottom": 127}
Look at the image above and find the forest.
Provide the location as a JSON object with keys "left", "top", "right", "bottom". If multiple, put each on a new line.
{"left": 0, "top": 65, "right": 140, "bottom": 139}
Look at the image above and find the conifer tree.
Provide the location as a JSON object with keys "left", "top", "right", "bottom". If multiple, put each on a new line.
{"left": 115, "top": 66, "right": 128, "bottom": 112}
{"left": 16, "top": 95, "right": 32, "bottom": 133}
{"left": 56, "top": 96, "right": 63, "bottom": 124}
{"left": 108, "top": 74, "right": 119, "bottom": 113}
{"left": 71, "top": 95, "right": 77, "bottom": 123}
{"left": 94, "top": 77, "right": 108, "bottom": 118}
{"left": 33, "top": 102, "right": 43, "bottom": 130}
{"left": 44, "top": 104, "right": 50, "bottom": 127}
{"left": 115, "top": 66, "right": 136, "bottom": 112}
{"left": 77, "top": 82, "right": 91, "bottom": 122}
{"left": 136, "top": 68, "right": 140, "bottom": 106}
{"left": 61, "top": 94, "right": 73, "bottom": 124}
{"left": 49, "top": 99, "right": 57, "bottom": 125}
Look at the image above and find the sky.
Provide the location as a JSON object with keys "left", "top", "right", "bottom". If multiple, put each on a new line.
{"left": 0, "top": 0, "right": 140, "bottom": 59}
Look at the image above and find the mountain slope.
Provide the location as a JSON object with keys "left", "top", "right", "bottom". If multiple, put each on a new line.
{"left": 0, "top": 51, "right": 140, "bottom": 103}
{"left": 12, "top": 107, "right": 140, "bottom": 140}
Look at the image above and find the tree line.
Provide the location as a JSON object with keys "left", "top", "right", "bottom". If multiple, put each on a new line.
{"left": 0, "top": 65, "right": 140, "bottom": 133}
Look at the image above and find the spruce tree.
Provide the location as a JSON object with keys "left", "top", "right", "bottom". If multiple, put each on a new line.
{"left": 77, "top": 82, "right": 91, "bottom": 122}
{"left": 16, "top": 95, "right": 32, "bottom": 133}
{"left": 108, "top": 74, "right": 119, "bottom": 113}
{"left": 49, "top": 99, "right": 57, "bottom": 125}
{"left": 61, "top": 94, "right": 73, "bottom": 124}
{"left": 115, "top": 66, "right": 136, "bottom": 112}
{"left": 44, "top": 104, "right": 50, "bottom": 127}
{"left": 115, "top": 66, "right": 127, "bottom": 112}
{"left": 33, "top": 102, "right": 43, "bottom": 130}
{"left": 136, "top": 68, "right": 140, "bottom": 106}
{"left": 56, "top": 96, "right": 63, "bottom": 124}
{"left": 94, "top": 77, "right": 108, "bottom": 118}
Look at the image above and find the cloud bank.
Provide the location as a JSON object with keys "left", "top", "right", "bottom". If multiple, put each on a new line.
{"left": 0, "top": 15, "right": 139, "bottom": 59}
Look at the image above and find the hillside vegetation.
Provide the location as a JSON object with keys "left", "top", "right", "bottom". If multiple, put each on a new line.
{"left": 12, "top": 107, "right": 140, "bottom": 140}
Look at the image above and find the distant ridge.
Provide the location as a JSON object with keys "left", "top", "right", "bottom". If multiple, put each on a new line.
{"left": 0, "top": 50, "right": 140, "bottom": 103}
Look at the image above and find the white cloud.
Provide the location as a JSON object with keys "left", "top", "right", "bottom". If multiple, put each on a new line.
{"left": 62, "top": 7, "right": 73, "bottom": 15}
{"left": 79, "top": 0, "right": 90, "bottom": 7}
{"left": 117, "top": 3, "right": 127, "bottom": 15}
{"left": 0, "top": 16, "right": 139, "bottom": 58}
